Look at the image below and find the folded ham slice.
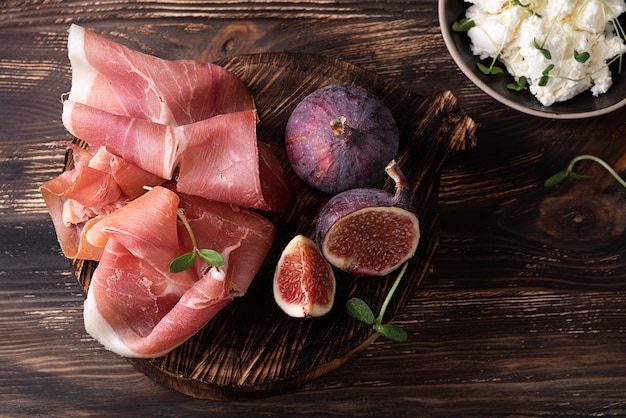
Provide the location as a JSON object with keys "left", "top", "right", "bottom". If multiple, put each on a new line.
{"left": 66, "top": 23, "right": 255, "bottom": 125}
{"left": 40, "top": 143, "right": 165, "bottom": 260}
{"left": 62, "top": 24, "right": 293, "bottom": 212}
{"left": 84, "top": 186, "right": 275, "bottom": 358}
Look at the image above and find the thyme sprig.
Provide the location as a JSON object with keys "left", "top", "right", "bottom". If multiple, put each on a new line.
{"left": 346, "top": 262, "right": 409, "bottom": 343}
{"left": 169, "top": 209, "right": 225, "bottom": 273}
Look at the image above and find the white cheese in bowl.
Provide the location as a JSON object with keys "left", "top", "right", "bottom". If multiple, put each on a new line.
{"left": 465, "top": 0, "right": 626, "bottom": 106}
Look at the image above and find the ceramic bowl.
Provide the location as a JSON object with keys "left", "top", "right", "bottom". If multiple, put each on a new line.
{"left": 438, "top": 0, "right": 626, "bottom": 119}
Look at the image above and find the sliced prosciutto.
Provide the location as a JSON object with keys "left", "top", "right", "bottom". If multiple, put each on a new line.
{"left": 62, "top": 24, "right": 293, "bottom": 212}
{"left": 40, "top": 151, "right": 125, "bottom": 260}
{"left": 41, "top": 24, "right": 294, "bottom": 359}
{"left": 62, "top": 100, "right": 183, "bottom": 180}
{"left": 63, "top": 100, "right": 293, "bottom": 211}
{"left": 83, "top": 186, "right": 275, "bottom": 358}
{"left": 40, "top": 143, "right": 165, "bottom": 260}
{"left": 66, "top": 24, "right": 255, "bottom": 125}
{"left": 176, "top": 110, "right": 293, "bottom": 212}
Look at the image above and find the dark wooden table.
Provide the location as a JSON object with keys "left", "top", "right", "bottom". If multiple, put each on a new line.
{"left": 3, "top": 1, "right": 626, "bottom": 416}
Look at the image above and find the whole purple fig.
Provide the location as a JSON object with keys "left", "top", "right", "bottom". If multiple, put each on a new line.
{"left": 285, "top": 84, "right": 399, "bottom": 194}
{"left": 315, "top": 160, "right": 420, "bottom": 277}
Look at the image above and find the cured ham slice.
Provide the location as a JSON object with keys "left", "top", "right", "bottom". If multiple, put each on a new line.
{"left": 63, "top": 100, "right": 293, "bottom": 211}
{"left": 40, "top": 161, "right": 125, "bottom": 260}
{"left": 83, "top": 186, "right": 275, "bottom": 358}
{"left": 176, "top": 110, "right": 293, "bottom": 212}
{"left": 89, "top": 146, "right": 165, "bottom": 200}
{"left": 40, "top": 142, "right": 165, "bottom": 260}
{"left": 62, "top": 100, "right": 183, "bottom": 180}
{"left": 66, "top": 24, "right": 255, "bottom": 125}
{"left": 62, "top": 25, "right": 293, "bottom": 212}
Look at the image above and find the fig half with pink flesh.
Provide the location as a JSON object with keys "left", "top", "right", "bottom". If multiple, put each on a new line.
{"left": 273, "top": 234, "right": 336, "bottom": 318}
{"left": 285, "top": 84, "right": 399, "bottom": 194}
{"left": 315, "top": 160, "right": 420, "bottom": 276}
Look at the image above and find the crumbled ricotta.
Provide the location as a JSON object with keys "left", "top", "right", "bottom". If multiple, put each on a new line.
{"left": 464, "top": 0, "right": 626, "bottom": 106}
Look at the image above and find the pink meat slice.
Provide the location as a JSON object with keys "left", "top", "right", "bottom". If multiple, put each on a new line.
{"left": 62, "top": 100, "right": 182, "bottom": 180}
{"left": 89, "top": 146, "right": 165, "bottom": 200}
{"left": 40, "top": 161, "right": 126, "bottom": 260}
{"left": 63, "top": 100, "right": 293, "bottom": 211}
{"left": 63, "top": 24, "right": 293, "bottom": 212}
{"left": 177, "top": 110, "right": 293, "bottom": 212}
{"left": 83, "top": 186, "right": 275, "bottom": 358}
{"left": 40, "top": 142, "right": 164, "bottom": 260}
{"left": 66, "top": 24, "right": 255, "bottom": 125}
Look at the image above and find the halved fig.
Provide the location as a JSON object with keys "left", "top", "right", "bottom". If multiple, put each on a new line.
{"left": 316, "top": 160, "right": 420, "bottom": 276}
{"left": 273, "top": 234, "right": 336, "bottom": 318}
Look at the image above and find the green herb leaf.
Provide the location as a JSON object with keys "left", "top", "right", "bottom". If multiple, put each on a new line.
{"left": 476, "top": 62, "right": 491, "bottom": 75}
{"left": 543, "top": 170, "right": 569, "bottom": 187}
{"left": 574, "top": 50, "right": 590, "bottom": 63}
{"left": 534, "top": 38, "right": 552, "bottom": 59}
{"left": 197, "top": 249, "right": 226, "bottom": 267}
{"left": 169, "top": 251, "right": 196, "bottom": 273}
{"left": 374, "top": 323, "right": 408, "bottom": 343}
{"left": 545, "top": 155, "right": 626, "bottom": 189}
{"left": 452, "top": 18, "right": 475, "bottom": 32}
{"left": 507, "top": 75, "right": 527, "bottom": 91}
{"left": 346, "top": 298, "right": 376, "bottom": 324}
{"left": 538, "top": 64, "right": 554, "bottom": 86}
{"left": 477, "top": 62, "right": 504, "bottom": 75}
{"left": 169, "top": 209, "right": 225, "bottom": 273}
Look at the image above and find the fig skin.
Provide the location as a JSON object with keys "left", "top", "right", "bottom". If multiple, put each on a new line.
{"left": 285, "top": 84, "right": 399, "bottom": 194}
{"left": 315, "top": 160, "right": 420, "bottom": 276}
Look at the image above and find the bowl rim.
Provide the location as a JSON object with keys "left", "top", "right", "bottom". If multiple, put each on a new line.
{"left": 438, "top": 0, "right": 626, "bottom": 119}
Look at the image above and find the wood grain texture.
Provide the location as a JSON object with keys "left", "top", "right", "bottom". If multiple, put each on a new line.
{"left": 3, "top": 0, "right": 626, "bottom": 416}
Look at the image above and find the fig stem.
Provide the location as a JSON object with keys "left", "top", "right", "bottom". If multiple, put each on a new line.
{"left": 375, "top": 262, "right": 408, "bottom": 325}
{"left": 385, "top": 160, "right": 412, "bottom": 208}
{"left": 385, "top": 159, "right": 408, "bottom": 190}
{"left": 330, "top": 115, "right": 351, "bottom": 136}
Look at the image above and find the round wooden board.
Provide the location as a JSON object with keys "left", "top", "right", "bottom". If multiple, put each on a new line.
{"left": 69, "top": 52, "right": 477, "bottom": 400}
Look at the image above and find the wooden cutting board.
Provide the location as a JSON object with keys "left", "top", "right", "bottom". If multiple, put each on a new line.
{"left": 68, "top": 52, "right": 477, "bottom": 400}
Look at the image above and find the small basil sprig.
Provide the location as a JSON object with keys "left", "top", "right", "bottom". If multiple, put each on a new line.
{"left": 346, "top": 262, "right": 409, "bottom": 343}
{"left": 544, "top": 154, "right": 626, "bottom": 188}
{"left": 169, "top": 209, "right": 225, "bottom": 273}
